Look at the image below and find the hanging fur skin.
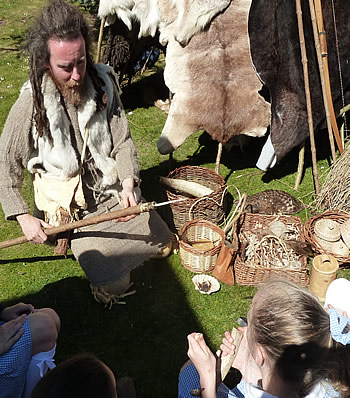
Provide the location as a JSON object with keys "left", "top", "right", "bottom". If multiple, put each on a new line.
{"left": 157, "top": 0, "right": 271, "bottom": 154}
{"left": 98, "top": 0, "right": 230, "bottom": 45}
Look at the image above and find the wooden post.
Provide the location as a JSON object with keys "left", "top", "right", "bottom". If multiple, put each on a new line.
{"left": 95, "top": 17, "right": 105, "bottom": 64}
{"left": 313, "top": 0, "right": 343, "bottom": 155}
{"left": 308, "top": 0, "right": 338, "bottom": 162}
{"left": 294, "top": 145, "right": 305, "bottom": 191}
{"left": 215, "top": 142, "right": 223, "bottom": 174}
{"left": 296, "top": 0, "right": 320, "bottom": 194}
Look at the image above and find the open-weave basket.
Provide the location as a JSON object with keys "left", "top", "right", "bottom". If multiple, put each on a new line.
{"left": 164, "top": 166, "right": 226, "bottom": 233}
{"left": 304, "top": 210, "right": 350, "bottom": 265}
{"left": 234, "top": 213, "right": 309, "bottom": 287}
{"left": 179, "top": 219, "right": 225, "bottom": 273}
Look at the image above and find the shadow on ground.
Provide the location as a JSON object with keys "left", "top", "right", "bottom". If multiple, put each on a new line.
{"left": 5, "top": 258, "right": 202, "bottom": 396}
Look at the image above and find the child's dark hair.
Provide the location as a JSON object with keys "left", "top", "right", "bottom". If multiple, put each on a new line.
{"left": 30, "top": 353, "right": 117, "bottom": 398}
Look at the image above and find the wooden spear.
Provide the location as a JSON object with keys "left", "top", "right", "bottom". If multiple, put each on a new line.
{"left": 0, "top": 199, "right": 186, "bottom": 250}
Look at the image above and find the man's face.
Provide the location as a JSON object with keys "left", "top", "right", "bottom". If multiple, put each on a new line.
{"left": 48, "top": 35, "right": 87, "bottom": 105}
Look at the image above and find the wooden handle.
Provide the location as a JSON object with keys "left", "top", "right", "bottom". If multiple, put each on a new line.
{"left": 0, "top": 202, "right": 155, "bottom": 250}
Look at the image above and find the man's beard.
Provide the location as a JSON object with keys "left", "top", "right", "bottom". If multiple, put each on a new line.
{"left": 51, "top": 73, "right": 84, "bottom": 107}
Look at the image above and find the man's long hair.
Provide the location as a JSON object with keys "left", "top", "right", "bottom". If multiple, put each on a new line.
{"left": 26, "top": 0, "right": 106, "bottom": 139}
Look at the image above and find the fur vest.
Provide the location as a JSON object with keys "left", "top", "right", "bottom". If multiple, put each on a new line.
{"left": 26, "top": 64, "right": 121, "bottom": 188}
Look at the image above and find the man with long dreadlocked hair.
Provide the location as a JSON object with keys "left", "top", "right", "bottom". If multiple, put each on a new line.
{"left": 0, "top": 0, "right": 174, "bottom": 307}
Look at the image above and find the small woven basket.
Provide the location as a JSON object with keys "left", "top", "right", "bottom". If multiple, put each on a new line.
{"left": 164, "top": 166, "right": 226, "bottom": 233}
{"left": 179, "top": 219, "right": 225, "bottom": 273}
{"left": 234, "top": 213, "right": 309, "bottom": 287}
{"left": 304, "top": 210, "right": 350, "bottom": 264}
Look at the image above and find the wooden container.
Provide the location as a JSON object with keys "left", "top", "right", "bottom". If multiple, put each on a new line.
{"left": 309, "top": 254, "right": 339, "bottom": 302}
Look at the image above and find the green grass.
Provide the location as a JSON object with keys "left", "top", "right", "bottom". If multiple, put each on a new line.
{"left": 0, "top": 1, "right": 349, "bottom": 396}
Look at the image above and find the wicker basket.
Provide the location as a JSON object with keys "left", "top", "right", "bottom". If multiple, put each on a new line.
{"left": 179, "top": 219, "right": 225, "bottom": 273}
{"left": 234, "top": 213, "right": 309, "bottom": 287}
{"left": 304, "top": 210, "right": 350, "bottom": 265}
{"left": 164, "top": 166, "right": 226, "bottom": 233}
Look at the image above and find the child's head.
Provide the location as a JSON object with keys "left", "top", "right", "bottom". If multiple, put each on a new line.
{"left": 30, "top": 353, "right": 117, "bottom": 398}
{"left": 246, "top": 279, "right": 330, "bottom": 392}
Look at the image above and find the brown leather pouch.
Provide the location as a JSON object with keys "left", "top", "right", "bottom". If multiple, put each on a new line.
{"left": 212, "top": 240, "right": 236, "bottom": 285}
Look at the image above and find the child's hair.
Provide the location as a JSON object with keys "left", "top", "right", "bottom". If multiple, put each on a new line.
{"left": 247, "top": 278, "right": 332, "bottom": 395}
{"left": 30, "top": 353, "right": 117, "bottom": 398}
{"left": 327, "top": 321, "right": 350, "bottom": 397}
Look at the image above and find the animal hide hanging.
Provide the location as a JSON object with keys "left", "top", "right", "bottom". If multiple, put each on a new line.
{"left": 132, "top": 0, "right": 161, "bottom": 38}
{"left": 248, "top": 0, "right": 350, "bottom": 163}
{"left": 157, "top": 0, "right": 271, "bottom": 154}
{"left": 98, "top": 0, "right": 135, "bottom": 29}
{"left": 172, "top": 0, "right": 231, "bottom": 45}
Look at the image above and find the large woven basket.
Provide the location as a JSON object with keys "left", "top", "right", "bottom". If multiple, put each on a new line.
{"left": 304, "top": 210, "right": 350, "bottom": 265}
{"left": 234, "top": 213, "right": 309, "bottom": 287}
{"left": 164, "top": 166, "right": 226, "bottom": 233}
{"left": 179, "top": 219, "right": 225, "bottom": 273}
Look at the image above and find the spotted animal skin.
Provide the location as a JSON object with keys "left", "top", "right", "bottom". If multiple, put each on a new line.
{"left": 242, "top": 190, "right": 304, "bottom": 215}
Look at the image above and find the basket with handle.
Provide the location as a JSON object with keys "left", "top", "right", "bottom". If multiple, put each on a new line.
{"left": 163, "top": 166, "right": 227, "bottom": 233}
{"left": 179, "top": 219, "right": 225, "bottom": 273}
{"left": 234, "top": 212, "right": 309, "bottom": 286}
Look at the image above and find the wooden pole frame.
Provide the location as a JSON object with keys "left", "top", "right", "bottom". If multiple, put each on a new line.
{"left": 308, "top": 0, "right": 338, "bottom": 162}
{"left": 296, "top": 0, "right": 320, "bottom": 194}
{"left": 95, "top": 17, "right": 106, "bottom": 64}
{"left": 313, "top": 0, "right": 344, "bottom": 155}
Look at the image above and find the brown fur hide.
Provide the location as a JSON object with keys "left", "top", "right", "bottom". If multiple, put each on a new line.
{"left": 157, "top": 0, "right": 271, "bottom": 154}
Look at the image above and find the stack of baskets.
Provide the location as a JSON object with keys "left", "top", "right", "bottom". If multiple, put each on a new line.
{"left": 304, "top": 210, "right": 350, "bottom": 265}
{"left": 234, "top": 213, "right": 309, "bottom": 287}
{"left": 163, "top": 166, "right": 227, "bottom": 233}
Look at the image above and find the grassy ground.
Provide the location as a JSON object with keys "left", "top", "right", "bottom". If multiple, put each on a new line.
{"left": 0, "top": 1, "right": 349, "bottom": 396}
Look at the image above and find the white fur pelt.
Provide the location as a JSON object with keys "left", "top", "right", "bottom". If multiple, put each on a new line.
{"left": 133, "top": 0, "right": 160, "bottom": 37}
{"left": 157, "top": 0, "right": 271, "bottom": 154}
{"left": 98, "top": 0, "right": 135, "bottom": 29}
{"left": 98, "top": 0, "right": 161, "bottom": 37}
{"left": 98, "top": 0, "right": 232, "bottom": 45}
{"left": 27, "top": 64, "right": 120, "bottom": 188}
{"left": 171, "top": 0, "right": 231, "bottom": 45}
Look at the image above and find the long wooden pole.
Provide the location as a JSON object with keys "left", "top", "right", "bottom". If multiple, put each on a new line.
{"left": 313, "top": 0, "right": 344, "bottom": 155}
{"left": 296, "top": 0, "right": 320, "bottom": 194}
{"left": 95, "top": 17, "right": 106, "bottom": 64}
{"left": 0, "top": 202, "right": 156, "bottom": 250}
{"left": 308, "top": 0, "right": 337, "bottom": 162}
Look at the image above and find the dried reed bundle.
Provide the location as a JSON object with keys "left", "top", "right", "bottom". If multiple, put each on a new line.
{"left": 315, "top": 146, "right": 350, "bottom": 212}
